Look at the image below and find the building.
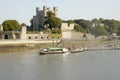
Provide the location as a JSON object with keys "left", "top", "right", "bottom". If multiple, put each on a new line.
{"left": 0, "top": 6, "right": 95, "bottom": 41}
{"left": 29, "top": 6, "right": 58, "bottom": 31}
{"left": 0, "top": 25, "right": 49, "bottom": 40}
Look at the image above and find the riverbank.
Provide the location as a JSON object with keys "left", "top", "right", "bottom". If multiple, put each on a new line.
{"left": 0, "top": 43, "right": 53, "bottom": 53}
{"left": 0, "top": 40, "right": 57, "bottom": 53}
{"left": 0, "top": 39, "right": 119, "bottom": 53}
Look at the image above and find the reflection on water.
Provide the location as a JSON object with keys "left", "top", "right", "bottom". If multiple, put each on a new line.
{"left": 0, "top": 50, "right": 120, "bottom": 80}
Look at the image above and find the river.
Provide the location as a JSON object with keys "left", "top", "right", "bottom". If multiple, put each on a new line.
{"left": 0, "top": 50, "right": 120, "bottom": 80}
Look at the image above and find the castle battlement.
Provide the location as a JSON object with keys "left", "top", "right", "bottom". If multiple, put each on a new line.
{"left": 61, "top": 23, "right": 74, "bottom": 32}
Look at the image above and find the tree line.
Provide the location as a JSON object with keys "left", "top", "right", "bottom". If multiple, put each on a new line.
{"left": 71, "top": 18, "right": 120, "bottom": 37}
{"left": 1, "top": 11, "right": 120, "bottom": 37}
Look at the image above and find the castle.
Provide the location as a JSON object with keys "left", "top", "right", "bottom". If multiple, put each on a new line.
{"left": 0, "top": 6, "right": 77, "bottom": 40}
{"left": 29, "top": 6, "right": 58, "bottom": 31}
{"left": 0, "top": 6, "right": 96, "bottom": 40}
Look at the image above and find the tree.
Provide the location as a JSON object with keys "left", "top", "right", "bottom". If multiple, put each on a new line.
{"left": 21, "top": 23, "right": 26, "bottom": 26}
{"left": 2, "top": 20, "right": 20, "bottom": 31}
{"left": 66, "top": 20, "right": 74, "bottom": 24}
{"left": 51, "top": 28, "right": 61, "bottom": 34}
{"left": 45, "top": 11, "right": 62, "bottom": 29}
{"left": 74, "top": 19, "right": 92, "bottom": 33}
{"left": 74, "top": 24, "right": 85, "bottom": 32}
{"left": 0, "top": 30, "right": 3, "bottom": 35}
{"left": 91, "top": 25, "right": 108, "bottom": 37}
{"left": 117, "top": 27, "right": 120, "bottom": 35}
{"left": 102, "top": 19, "right": 120, "bottom": 34}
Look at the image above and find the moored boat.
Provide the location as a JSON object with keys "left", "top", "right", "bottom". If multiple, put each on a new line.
{"left": 70, "top": 48, "right": 84, "bottom": 53}
{"left": 39, "top": 47, "right": 68, "bottom": 55}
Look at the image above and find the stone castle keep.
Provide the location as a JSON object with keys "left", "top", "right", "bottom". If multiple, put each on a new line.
{"left": 30, "top": 6, "right": 58, "bottom": 31}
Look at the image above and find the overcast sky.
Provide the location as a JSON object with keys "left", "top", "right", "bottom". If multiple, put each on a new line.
{"left": 0, "top": 0, "right": 120, "bottom": 25}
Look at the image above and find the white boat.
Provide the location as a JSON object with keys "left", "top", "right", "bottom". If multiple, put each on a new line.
{"left": 39, "top": 47, "right": 68, "bottom": 55}
{"left": 70, "top": 48, "right": 84, "bottom": 53}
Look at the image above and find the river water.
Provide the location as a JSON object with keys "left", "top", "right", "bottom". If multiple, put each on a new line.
{"left": 0, "top": 50, "right": 120, "bottom": 80}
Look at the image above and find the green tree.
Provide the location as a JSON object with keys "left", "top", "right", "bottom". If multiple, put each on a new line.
{"left": 74, "top": 19, "right": 92, "bottom": 33}
{"left": 51, "top": 28, "right": 61, "bottom": 34}
{"left": 66, "top": 20, "right": 74, "bottom": 24}
{"left": 102, "top": 19, "right": 120, "bottom": 34}
{"left": 117, "top": 27, "right": 120, "bottom": 35}
{"left": 21, "top": 23, "right": 26, "bottom": 26}
{"left": 0, "top": 30, "right": 3, "bottom": 35}
{"left": 2, "top": 20, "right": 20, "bottom": 31}
{"left": 45, "top": 11, "right": 62, "bottom": 29}
{"left": 91, "top": 26, "right": 108, "bottom": 37}
{"left": 74, "top": 24, "right": 85, "bottom": 32}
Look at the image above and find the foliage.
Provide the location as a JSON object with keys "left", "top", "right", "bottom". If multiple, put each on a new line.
{"left": 27, "top": 31, "right": 41, "bottom": 34}
{"left": 49, "top": 33, "right": 62, "bottom": 39}
{"left": 74, "top": 19, "right": 92, "bottom": 33}
{"left": 21, "top": 23, "right": 26, "bottom": 26}
{"left": 2, "top": 20, "right": 20, "bottom": 31}
{"left": 91, "top": 26, "right": 108, "bottom": 37}
{"left": 63, "top": 20, "right": 74, "bottom": 24}
{"left": 102, "top": 19, "right": 120, "bottom": 34}
{"left": 74, "top": 24, "right": 85, "bottom": 32}
{"left": 74, "top": 19, "right": 92, "bottom": 29}
{"left": 0, "top": 30, "right": 3, "bottom": 35}
{"left": 117, "top": 27, "right": 120, "bottom": 35}
{"left": 73, "top": 18, "right": 120, "bottom": 36}
{"left": 51, "top": 28, "right": 62, "bottom": 34}
{"left": 45, "top": 11, "right": 62, "bottom": 29}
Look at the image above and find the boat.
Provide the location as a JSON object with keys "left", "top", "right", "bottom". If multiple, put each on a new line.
{"left": 39, "top": 47, "right": 68, "bottom": 55}
{"left": 70, "top": 48, "right": 84, "bottom": 53}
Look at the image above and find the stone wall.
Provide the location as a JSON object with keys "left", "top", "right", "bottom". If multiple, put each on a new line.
{"left": 26, "top": 33, "right": 49, "bottom": 40}
{"left": 20, "top": 26, "right": 27, "bottom": 40}
{"left": 62, "top": 31, "right": 95, "bottom": 40}
{"left": 61, "top": 23, "right": 74, "bottom": 32}
{"left": 62, "top": 31, "right": 72, "bottom": 39}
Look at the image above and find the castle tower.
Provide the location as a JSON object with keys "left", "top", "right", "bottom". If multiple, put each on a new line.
{"left": 36, "top": 7, "right": 40, "bottom": 16}
{"left": 53, "top": 7, "right": 58, "bottom": 17}
{"left": 20, "top": 26, "right": 27, "bottom": 40}
{"left": 43, "top": 6, "right": 51, "bottom": 17}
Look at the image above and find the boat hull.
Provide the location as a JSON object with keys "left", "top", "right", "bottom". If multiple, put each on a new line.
{"left": 70, "top": 49, "right": 84, "bottom": 53}
{"left": 39, "top": 51, "right": 67, "bottom": 55}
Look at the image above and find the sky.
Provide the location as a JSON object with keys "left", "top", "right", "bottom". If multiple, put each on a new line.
{"left": 0, "top": 0, "right": 120, "bottom": 25}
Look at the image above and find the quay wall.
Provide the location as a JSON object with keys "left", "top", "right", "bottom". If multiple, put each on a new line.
{"left": 0, "top": 40, "right": 57, "bottom": 45}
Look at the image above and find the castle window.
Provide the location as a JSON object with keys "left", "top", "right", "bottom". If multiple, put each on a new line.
{"left": 4, "top": 35, "right": 8, "bottom": 39}
{"left": 35, "top": 36, "right": 37, "bottom": 39}
{"left": 29, "top": 37, "right": 31, "bottom": 39}
{"left": 41, "top": 37, "right": 43, "bottom": 39}
{"left": 68, "top": 23, "right": 70, "bottom": 27}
